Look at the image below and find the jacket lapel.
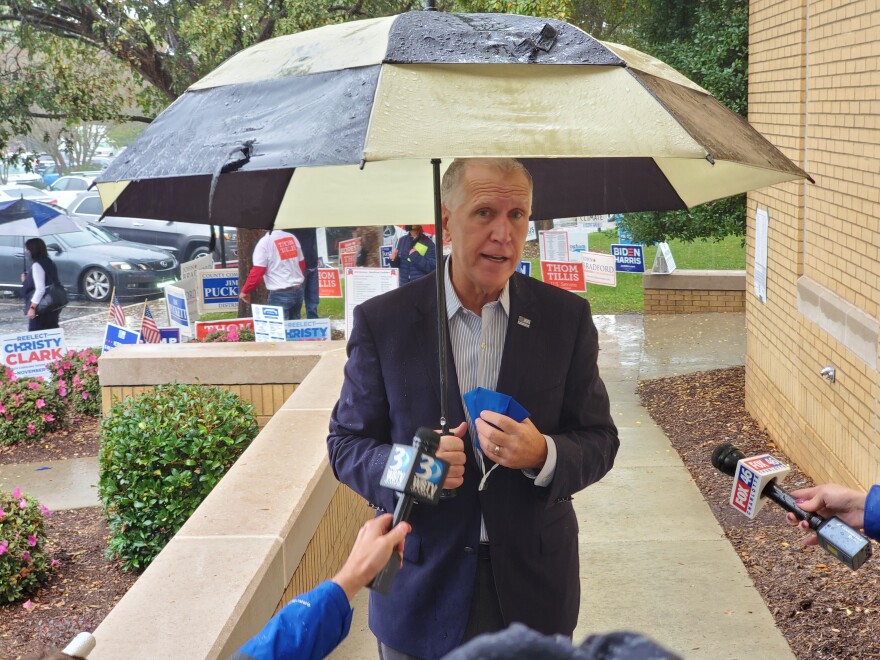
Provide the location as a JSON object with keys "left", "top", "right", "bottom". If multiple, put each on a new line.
{"left": 496, "top": 274, "right": 536, "bottom": 402}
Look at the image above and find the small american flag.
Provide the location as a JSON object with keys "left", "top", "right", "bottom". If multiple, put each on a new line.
{"left": 109, "top": 292, "right": 126, "bottom": 327}
{"left": 140, "top": 304, "right": 161, "bottom": 344}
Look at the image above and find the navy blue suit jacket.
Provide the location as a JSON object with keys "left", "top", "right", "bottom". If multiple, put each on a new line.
{"left": 328, "top": 271, "right": 618, "bottom": 659}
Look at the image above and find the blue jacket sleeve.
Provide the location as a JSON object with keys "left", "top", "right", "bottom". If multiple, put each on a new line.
{"left": 235, "top": 581, "right": 353, "bottom": 660}
{"left": 408, "top": 239, "right": 436, "bottom": 276}
{"left": 864, "top": 485, "right": 880, "bottom": 541}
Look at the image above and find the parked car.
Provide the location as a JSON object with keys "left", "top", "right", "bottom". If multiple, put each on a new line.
{"left": 40, "top": 162, "right": 103, "bottom": 187}
{"left": 3, "top": 162, "right": 44, "bottom": 189}
{"left": 0, "top": 218, "right": 179, "bottom": 302}
{"left": 0, "top": 184, "right": 58, "bottom": 205}
{"left": 46, "top": 175, "right": 96, "bottom": 208}
{"left": 67, "top": 191, "right": 238, "bottom": 263}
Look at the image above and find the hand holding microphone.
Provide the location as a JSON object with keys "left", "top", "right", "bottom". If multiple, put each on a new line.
{"left": 786, "top": 484, "right": 868, "bottom": 545}
{"left": 370, "top": 427, "right": 450, "bottom": 593}
{"left": 712, "top": 443, "right": 872, "bottom": 570}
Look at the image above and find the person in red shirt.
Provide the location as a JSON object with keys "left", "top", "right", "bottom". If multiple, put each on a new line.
{"left": 239, "top": 230, "right": 307, "bottom": 319}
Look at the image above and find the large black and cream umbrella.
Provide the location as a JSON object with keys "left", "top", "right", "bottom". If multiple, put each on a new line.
{"left": 95, "top": 10, "right": 810, "bottom": 432}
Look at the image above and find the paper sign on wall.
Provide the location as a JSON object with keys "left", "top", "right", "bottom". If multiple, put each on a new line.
{"left": 344, "top": 267, "right": 399, "bottom": 339}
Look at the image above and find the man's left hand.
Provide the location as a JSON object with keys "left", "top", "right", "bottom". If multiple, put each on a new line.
{"left": 239, "top": 291, "right": 251, "bottom": 304}
{"left": 476, "top": 412, "right": 547, "bottom": 470}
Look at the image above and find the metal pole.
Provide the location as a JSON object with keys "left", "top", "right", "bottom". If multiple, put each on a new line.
{"left": 424, "top": 0, "right": 436, "bottom": 10}
{"left": 219, "top": 226, "right": 227, "bottom": 267}
{"left": 432, "top": 158, "right": 455, "bottom": 500}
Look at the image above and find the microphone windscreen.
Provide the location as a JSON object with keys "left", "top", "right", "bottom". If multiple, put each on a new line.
{"left": 711, "top": 443, "right": 741, "bottom": 476}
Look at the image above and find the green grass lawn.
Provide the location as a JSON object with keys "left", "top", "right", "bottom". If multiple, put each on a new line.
{"left": 200, "top": 231, "right": 745, "bottom": 322}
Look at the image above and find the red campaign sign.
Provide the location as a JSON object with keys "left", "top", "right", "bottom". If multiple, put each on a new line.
{"left": 318, "top": 268, "right": 342, "bottom": 298}
{"left": 194, "top": 318, "right": 254, "bottom": 340}
{"left": 541, "top": 260, "right": 585, "bottom": 292}
{"left": 273, "top": 236, "right": 300, "bottom": 261}
{"left": 338, "top": 238, "right": 361, "bottom": 270}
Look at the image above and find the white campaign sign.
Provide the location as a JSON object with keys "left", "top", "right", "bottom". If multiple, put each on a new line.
{"left": 564, "top": 227, "right": 591, "bottom": 262}
{"left": 164, "top": 285, "right": 192, "bottom": 337}
{"left": 582, "top": 252, "right": 617, "bottom": 287}
{"left": 1, "top": 329, "right": 67, "bottom": 380}
{"left": 252, "top": 305, "right": 287, "bottom": 342}
{"left": 344, "top": 267, "right": 399, "bottom": 339}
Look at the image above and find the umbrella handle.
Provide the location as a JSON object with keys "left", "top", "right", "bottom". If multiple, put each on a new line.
{"left": 432, "top": 158, "right": 456, "bottom": 500}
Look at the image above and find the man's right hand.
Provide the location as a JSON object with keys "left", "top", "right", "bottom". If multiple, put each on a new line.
{"left": 436, "top": 421, "right": 467, "bottom": 489}
{"left": 239, "top": 291, "right": 251, "bottom": 304}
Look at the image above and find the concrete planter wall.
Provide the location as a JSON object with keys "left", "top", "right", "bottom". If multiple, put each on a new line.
{"left": 93, "top": 341, "right": 372, "bottom": 658}
{"left": 643, "top": 270, "right": 746, "bottom": 314}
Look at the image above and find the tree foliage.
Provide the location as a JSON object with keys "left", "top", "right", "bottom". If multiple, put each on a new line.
{"left": 617, "top": 0, "right": 749, "bottom": 244}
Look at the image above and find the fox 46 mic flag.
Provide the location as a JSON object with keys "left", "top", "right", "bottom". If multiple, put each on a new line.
{"left": 730, "top": 454, "right": 791, "bottom": 519}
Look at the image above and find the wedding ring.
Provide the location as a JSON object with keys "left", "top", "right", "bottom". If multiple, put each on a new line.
{"left": 493, "top": 444, "right": 501, "bottom": 456}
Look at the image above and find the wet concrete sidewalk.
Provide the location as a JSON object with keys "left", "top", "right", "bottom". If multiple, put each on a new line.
{"left": 335, "top": 312, "right": 795, "bottom": 660}
{"left": 0, "top": 311, "right": 795, "bottom": 659}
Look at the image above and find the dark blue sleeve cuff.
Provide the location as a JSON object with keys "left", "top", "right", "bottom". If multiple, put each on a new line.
{"left": 864, "top": 485, "right": 880, "bottom": 542}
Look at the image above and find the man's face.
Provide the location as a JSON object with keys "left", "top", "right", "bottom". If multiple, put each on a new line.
{"left": 442, "top": 163, "right": 532, "bottom": 306}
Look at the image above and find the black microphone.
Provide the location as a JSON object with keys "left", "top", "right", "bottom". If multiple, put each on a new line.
{"left": 370, "top": 427, "right": 449, "bottom": 593}
{"left": 712, "top": 443, "right": 872, "bottom": 570}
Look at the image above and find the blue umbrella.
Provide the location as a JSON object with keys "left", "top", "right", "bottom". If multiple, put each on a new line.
{"left": 0, "top": 198, "right": 78, "bottom": 236}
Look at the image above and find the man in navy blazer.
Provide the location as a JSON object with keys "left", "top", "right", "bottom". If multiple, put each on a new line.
{"left": 328, "top": 158, "right": 619, "bottom": 660}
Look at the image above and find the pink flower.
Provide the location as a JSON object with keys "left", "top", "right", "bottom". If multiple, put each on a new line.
{"left": 43, "top": 414, "right": 55, "bottom": 423}
{"left": 59, "top": 387, "right": 68, "bottom": 398}
{"left": 12, "top": 486, "right": 21, "bottom": 499}
{"left": 0, "top": 404, "right": 5, "bottom": 414}
{"left": 27, "top": 534, "right": 37, "bottom": 547}
{"left": 56, "top": 368, "right": 65, "bottom": 376}
{"left": 73, "top": 375, "right": 80, "bottom": 386}
{"left": 39, "top": 504, "right": 51, "bottom": 517}
{"left": 36, "top": 398, "right": 46, "bottom": 408}
{"left": 0, "top": 540, "right": 7, "bottom": 555}
{"left": 22, "top": 550, "right": 31, "bottom": 562}
{"left": 22, "top": 600, "right": 34, "bottom": 611}
{"left": 87, "top": 354, "right": 97, "bottom": 364}
{"left": 27, "top": 423, "right": 36, "bottom": 436}
{"left": 28, "top": 381, "right": 40, "bottom": 390}
{"left": 82, "top": 392, "right": 89, "bottom": 400}
{"left": 51, "top": 558, "right": 60, "bottom": 568}
{"left": 62, "top": 362, "right": 71, "bottom": 370}
{"left": 19, "top": 498, "right": 28, "bottom": 509}
{"left": 0, "top": 507, "right": 5, "bottom": 519}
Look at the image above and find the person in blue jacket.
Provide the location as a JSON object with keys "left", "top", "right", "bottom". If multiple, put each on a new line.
{"left": 235, "top": 514, "right": 410, "bottom": 660}
{"left": 787, "top": 483, "right": 880, "bottom": 542}
{"left": 389, "top": 225, "right": 436, "bottom": 284}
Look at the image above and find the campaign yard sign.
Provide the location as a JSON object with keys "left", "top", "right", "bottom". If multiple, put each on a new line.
{"left": 380, "top": 245, "right": 393, "bottom": 268}
{"left": 517, "top": 260, "right": 532, "bottom": 277}
{"left": 2, "top": 329, "right": 66, "bottom": 380}
{"left": 285, "top": 318, "right": 332, "bottom": 341}
{"left": 611, "top": 244, "right": 645, "bottom": 273}
{"left": 252, "top": 304, "right": 287, "bottom": 342}
{"left": 103, "top": 323, "right": 140, "bottom": 354}
{"left": 198, "top": 268, "right": 239, "bottom": 313}
{"left": 195, "top": 318, "right": 255, "bottom": 341}
{"left": 541, "top": 261, "right": 585, "bottom": 292}
{"left": 582, "top": 251, "right": 617, "bottom": 287}
{"left": 318, "top": 268, "right": 342, "bottom": 298}
{"left": 339, "top": 238, "right": 361, "bottom": 270}
{"left": 159, "top": 327, "right": 181, "bottom": 344}
{"left": 165, "top": 285, "right": 191, "bottom": 337}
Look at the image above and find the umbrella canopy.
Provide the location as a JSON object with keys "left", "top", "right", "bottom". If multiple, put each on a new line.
{"left": 96, "top": 11, "right": 810, "bottom": 230}
{"left": 0, "top": 198, "right": 79, "bottom": 236}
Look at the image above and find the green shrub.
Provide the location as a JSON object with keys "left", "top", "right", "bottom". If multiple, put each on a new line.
{"left": 0, "top": 375, "right": 66, "bottom": 446}
{"left": 46, "top": 348, "right": 102, "bottom": 416}
{"left": 99, "top": 383, "right": 258, "bottom": 571}
{"left": 0, "top": 487, "right": 56, "bottom": 603}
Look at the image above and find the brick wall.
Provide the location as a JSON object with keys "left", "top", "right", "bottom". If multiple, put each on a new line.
{"left": 644, "top": 289, "right": 745, "bottom": 314}
{"left": 746, "top": 0, "right": 880, "bottom": 488}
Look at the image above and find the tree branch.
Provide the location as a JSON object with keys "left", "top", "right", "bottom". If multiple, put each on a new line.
{"left": 29, "top": 111, "right": 154, "bottom": 124}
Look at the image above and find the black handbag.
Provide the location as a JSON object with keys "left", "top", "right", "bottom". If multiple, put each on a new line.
{"left": 36, "top": 282, "right": 69, "bottom": 315}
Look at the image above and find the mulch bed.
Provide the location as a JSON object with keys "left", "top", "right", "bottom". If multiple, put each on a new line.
{"left": 2, "top": 365, "right": 878, "bottom": 658}
{"left": 638, "top": 366, "right": 880, "bottom": 659}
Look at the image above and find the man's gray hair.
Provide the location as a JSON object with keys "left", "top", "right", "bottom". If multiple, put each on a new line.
{"left": 440, "top": 158, "right": 533, "bottom": 210}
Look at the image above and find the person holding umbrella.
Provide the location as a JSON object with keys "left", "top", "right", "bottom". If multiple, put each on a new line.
{"left": 21, "top": 237, "right": 63, "bottom": 331}
{"left": 390, "top": 225, "right": 436, "bottom": 284}
{"left": 328, "top": 158, "right": 619, "bottom": 660}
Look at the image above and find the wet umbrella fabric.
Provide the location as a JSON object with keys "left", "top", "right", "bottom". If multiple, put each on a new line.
{"left": 0, "top": 198, "right": 78, "bottom": 236}
{"left": 95, "top": 11, "right": 810, "bottom": 230}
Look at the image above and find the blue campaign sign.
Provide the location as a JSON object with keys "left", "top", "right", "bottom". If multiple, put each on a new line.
{"left": 166, "top": 289, "right": 189, "bottom": 327}
{"left": 617, "top": 224, "right": 634, "bottom": 245}
{"left": 103, "top": 323, "right": 141, "bottom": 353}
{"left": 159, "top": 327, "right": 181, "bottom": 344}
{"left": 611, "top": 244, "right": 646, "bottom": 273}
{"left": 285, "top": 318, "right": 331, "bottom": 341}
{"left": 380, "top": 245, "right": 393, "bottom": 268}
{"left": 201, "top": 273, "right": 239, "bottom": 305}
{"left": 517, "top": 261, "right": 532, "bottom": 277}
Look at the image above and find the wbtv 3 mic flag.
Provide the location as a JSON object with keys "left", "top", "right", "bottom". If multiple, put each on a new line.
{"left": 712, "top": 444, "right": 872, "bottom": 570}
